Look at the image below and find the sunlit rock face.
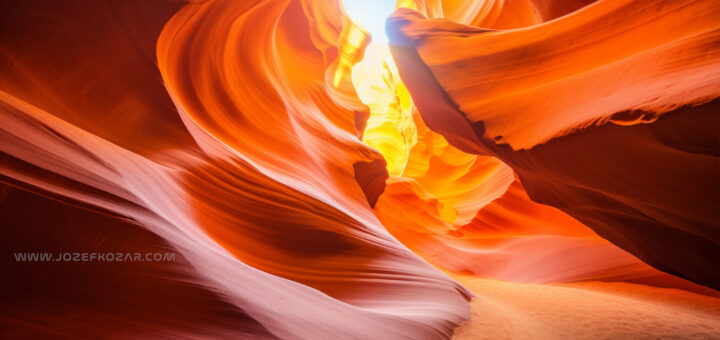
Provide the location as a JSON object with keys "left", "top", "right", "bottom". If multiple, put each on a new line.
{"left": 387, "top": 0, "right": 720, "bottom": 290}
{"left": 1, "top": 0, "right": 719, "bottom": 339}
{"left": 1, "top": 1, "right": 471, "bottom": 338}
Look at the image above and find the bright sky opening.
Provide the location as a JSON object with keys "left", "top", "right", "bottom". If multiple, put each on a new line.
{"left": 342, "top": 0, "right": 396, "bottom": 43}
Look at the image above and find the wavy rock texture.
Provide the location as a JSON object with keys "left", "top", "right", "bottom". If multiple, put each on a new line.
{"left": 1, "top": 0, "right": 471, "bottom": 338}
{"left": 1, "top": 0, "right": 719, "bottom": 339}
{"left": 388, "top": 0, "right": 720, "bottom": 290}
